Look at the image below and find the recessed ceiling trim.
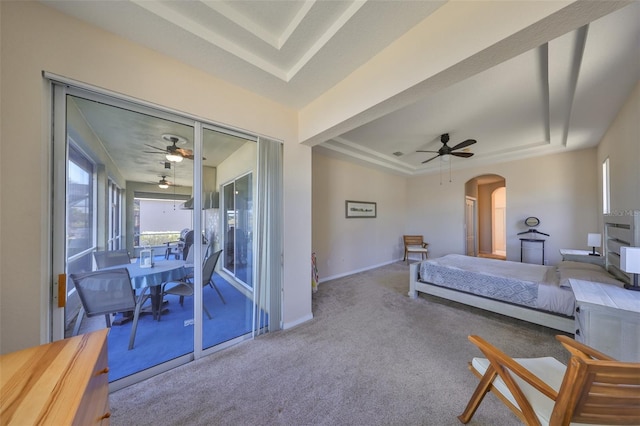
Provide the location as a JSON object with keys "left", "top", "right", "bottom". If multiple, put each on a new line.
{"left": 287, "top": 0, "right": 366, "bottom": 80}
{"left": 131, "top": 0, "right": 287, "bottom": 81}
{"left": 318, "top": 142, "right": 416, "bottom": 176}
{"left": 201, "top": 0, "right": 280, "bottom": 49}
{"left": 332, "top": 136, "right": 412, "bottom": 167}
{"left": 279, "top": 0, "right": 316, "bottom": 49}
{"left": 561, "top": 25, "right": 589, "bottom": 147}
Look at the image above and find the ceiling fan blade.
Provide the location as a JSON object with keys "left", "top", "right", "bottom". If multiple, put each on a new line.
{"left": 451, "top": 152, "right": 474, "bottom": 158}
{"left": 421, "top": 155, "right": 440, "bottom": 164}
{"left": 144, "top": 144, "right": 167, "bottom": 152}
{"left": 450, "top": 139, "right": 477, "bottom": 151}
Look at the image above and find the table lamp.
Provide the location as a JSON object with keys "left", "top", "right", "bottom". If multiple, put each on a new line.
{"left": 587, "top": 233, "right": 601, "bottom": 256}
{"left": 621, "top": 246, "right": 640, "bottom": 291}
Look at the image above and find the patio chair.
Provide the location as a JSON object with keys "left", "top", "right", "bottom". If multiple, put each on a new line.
{"left": 458, "top": 334, "right": 640, "bottom": 425}
{"left": 161, "top": 250, "right": 225, "bottom": 320}
{"left": 403, "top": 235, "right": 429, "bottom": 263}
{"left": 93, "top": 249, "right": 130, "bottom": 269}
{"left": 70, "top": 268, "right": 150, "bottom": 350}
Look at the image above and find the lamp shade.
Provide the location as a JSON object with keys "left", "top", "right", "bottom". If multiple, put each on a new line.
{"left": 587, "top": 233, "right": 602, "bottom": 247}
{"left": 620, "top": 246, "right": 640, "bottom": 274}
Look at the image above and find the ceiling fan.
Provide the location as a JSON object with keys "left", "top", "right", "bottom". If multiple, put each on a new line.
{"left": 156, "top": 175, "right": 178, "bottom": 189}
{"left": 144, "top": 134, "right": 195, "bottom": 162}
{"left": 417, "top": 133, "right": 476, "bottom": 164}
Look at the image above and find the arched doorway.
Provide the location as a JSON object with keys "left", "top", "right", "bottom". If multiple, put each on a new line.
{"left": 464, "top": 174, "right": 506, "bottom": 259}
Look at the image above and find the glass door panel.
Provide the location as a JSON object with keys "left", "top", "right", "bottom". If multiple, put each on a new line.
{"left": 63, "top": 93, "right": 195, "bottom": 383}
{"left": 201, "top": 127, "right": 256, "bottom": 351}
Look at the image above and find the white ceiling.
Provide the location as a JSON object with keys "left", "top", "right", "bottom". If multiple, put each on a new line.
{"left": 43, "top": 1, "right": 640, "bottom": 178}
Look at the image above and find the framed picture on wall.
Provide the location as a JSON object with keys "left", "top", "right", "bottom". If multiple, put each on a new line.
{"left": 345, "top": 200, "right": 377, "bottom": 218}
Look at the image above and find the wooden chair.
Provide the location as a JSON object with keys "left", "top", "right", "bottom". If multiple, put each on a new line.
{"left": 403, "top": 235, "right": 429, "bottom": 263}
{"left": 458, "top": 334, "right": 640, "bottom": 426}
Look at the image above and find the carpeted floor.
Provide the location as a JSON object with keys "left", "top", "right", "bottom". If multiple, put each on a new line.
{"left": 110, "top": 261, "right": 570, "bottom": 425}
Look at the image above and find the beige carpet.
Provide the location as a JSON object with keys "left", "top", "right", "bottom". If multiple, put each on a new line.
{"left": 110, "top": 261, "right": 569, "bottom": 425}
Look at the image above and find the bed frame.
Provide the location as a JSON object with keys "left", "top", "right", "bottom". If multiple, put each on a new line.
{"left": 408, "top": 263, "right": 575, "bottom": 333}
{"left": 408, "top": 211, "right": 640, "bottom": 334}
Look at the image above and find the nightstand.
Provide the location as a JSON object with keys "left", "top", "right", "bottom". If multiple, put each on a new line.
{"left": 559, "top": 249, "right": 605, "bottom": 267}
{"left": 570, "top": 279, "right": 640, "bottom": 362}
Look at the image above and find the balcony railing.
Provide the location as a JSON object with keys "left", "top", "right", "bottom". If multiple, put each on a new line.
{"left": 135, "top": 231, "right": 182, "bottom": 248}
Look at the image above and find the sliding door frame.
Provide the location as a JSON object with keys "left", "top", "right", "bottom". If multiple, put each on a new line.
{"left": 47, "top": 73, "right": 277, "bottom": 390}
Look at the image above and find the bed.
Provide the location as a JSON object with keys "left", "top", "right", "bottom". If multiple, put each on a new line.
{"left": 408, "top": 210, "right": 640, "bottom": 334}
{"left": 409, "top": 254, "right": 576, "bottom": 333}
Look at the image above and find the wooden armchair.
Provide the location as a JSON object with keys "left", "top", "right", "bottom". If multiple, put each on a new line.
{"left": 458, "top": 334, "right": 640, "bottom": 425}
{"left": 403, "top": 235, "right": 429, "bottom": 263}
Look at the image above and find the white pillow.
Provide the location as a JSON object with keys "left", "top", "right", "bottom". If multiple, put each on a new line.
{"left": 558, "top": 267, "right": 622, "bottom": 288}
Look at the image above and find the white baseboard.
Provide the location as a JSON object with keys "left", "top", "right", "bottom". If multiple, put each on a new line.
{"left": 318, "top": 258, "right": 403, "bottom": 284}
{"left": 283, "top": 313, "right": 314, "bottom": 330}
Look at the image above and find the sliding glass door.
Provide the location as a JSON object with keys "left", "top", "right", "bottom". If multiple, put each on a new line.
{"left": 50, "top": 78, "right": 272, "bottom": 389}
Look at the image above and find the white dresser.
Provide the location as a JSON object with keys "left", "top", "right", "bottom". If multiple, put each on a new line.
{"left": 570, "top": 279, "right": 640, "bottom": 362}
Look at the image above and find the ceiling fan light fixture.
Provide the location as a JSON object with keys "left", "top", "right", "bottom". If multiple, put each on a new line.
{"left": 166, "top": 153, "right": 183, "bottom": 163}
{"left": 441, "top": 154, "right": 451, "bottom": 162}
{"left": 158, "top": 182, "right": 169, "bottom": 189}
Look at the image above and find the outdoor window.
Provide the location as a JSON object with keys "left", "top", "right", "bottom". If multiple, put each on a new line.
{"left": 134, "top": 198, "right": 192, "bottom": 248}
{"left": 602, "top": 157, "right": 610, "bottom": 214}
{"left": 67, "top": 145, "right": 96, "bottom": 274}
{"left": 108, "top": 179, "right": 123, "bottom": 250}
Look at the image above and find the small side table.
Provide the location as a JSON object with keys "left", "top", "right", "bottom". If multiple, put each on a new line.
{"left": 520, "top": 238, "right": 545, "bottom": 265}
{"left": 559, "top": 249, "right": 606, "bottom": 267}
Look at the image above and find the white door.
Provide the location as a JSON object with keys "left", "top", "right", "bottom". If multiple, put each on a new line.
{"left": 465, "top": 196, "right": 477, "bottom": 256}
{"left": 492, "top": 187, "right": 506, "bottom": 256}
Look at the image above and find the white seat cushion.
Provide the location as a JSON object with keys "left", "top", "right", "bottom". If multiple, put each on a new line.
{"left": 473, "top": 357, "right": 562, "bottom": 425}
{"left": 406, "top": 245, "right": 428, "bottom": 252}
{"left": 471, "top": 357, "right": 597, "bottom": 426}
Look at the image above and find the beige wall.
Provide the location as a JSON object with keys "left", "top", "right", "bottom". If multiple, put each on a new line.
{"left": 598, "top": 80, "right": 640, "bottom": 216}
{"left": 0, "top": 1, "right": 310, "bottom": 353}
{"left": 312, "top": 146, "right": 605, "bottom": 278}
{"left": 407, "top": 148, "right": 599, "bottom": 265}
{"left": 311, "top": 78, "right": 639, "bottom": 285}
{"left": 312, "top": 153, "right": 407, "bottom": 280}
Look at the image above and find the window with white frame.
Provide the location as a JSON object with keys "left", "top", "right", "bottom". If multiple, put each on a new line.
{"left": 602, "top": 157, "right": 610, "bottom": 214}
{"left": 108, "top": 179, "right": 123, "bottom": 250}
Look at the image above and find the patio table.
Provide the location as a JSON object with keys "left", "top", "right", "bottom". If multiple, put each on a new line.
{"left": 102, "top": 259, "right": 187, "bottom": 320}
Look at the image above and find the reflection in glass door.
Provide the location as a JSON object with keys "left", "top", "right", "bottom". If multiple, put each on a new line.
{"left": 62, "top": 91, "right": 196, "bottom": 385}
{"left": 200, "top": 127, "right": 256, "bottom": 351}
{"left": 222, "top": 174, "right": 253, "bottom": 287}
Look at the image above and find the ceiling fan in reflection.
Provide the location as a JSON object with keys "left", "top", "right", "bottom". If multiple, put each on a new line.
{"left": 155, "top": 175, "right": 180, "bottom": 189}
{"left": 143, "top": 134, "right": 205, "bottom": 162}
